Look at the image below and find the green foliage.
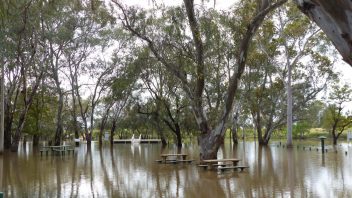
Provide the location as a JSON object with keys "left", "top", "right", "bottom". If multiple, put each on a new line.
{"left": 22, "top": 91, "right": 58, "bottom": 137}
{"left": 292, "top": 121, "right": 310, "bottom": 138}
{"left": 0, "top": 0, "right": 347, "bottom": 147}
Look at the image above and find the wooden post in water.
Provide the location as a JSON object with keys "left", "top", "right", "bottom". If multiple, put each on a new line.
{"left": 319, "top": 136, "right": 327, "bottom": 154}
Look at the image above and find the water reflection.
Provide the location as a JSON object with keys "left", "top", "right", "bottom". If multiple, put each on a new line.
{"left": 0, "top": 141, "right": 352, "bottom": 197}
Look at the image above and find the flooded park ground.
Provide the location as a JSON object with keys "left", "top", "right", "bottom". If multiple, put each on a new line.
{"left": 0, "top": 140, "right": 352, "bottom": 197}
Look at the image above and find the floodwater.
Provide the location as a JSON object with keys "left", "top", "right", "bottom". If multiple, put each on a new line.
{"left": 0, "top": 140, "right": 352, "bottom": 198}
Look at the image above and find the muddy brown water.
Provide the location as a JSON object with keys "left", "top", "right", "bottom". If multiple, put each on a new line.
{"left": 0, "top": 140, "right": 351, "bottom": 197}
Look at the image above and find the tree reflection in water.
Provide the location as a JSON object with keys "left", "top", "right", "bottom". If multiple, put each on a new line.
{"left": 0, "top": 141, "right": 352, "bottom": 197}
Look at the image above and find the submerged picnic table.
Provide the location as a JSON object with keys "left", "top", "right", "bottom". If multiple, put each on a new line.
{"left": 40, "top": 145, "right": 75, "bottom": 156}
{"left": 199, "top": 158, "right": 249, "bottom": 172}
{"left": 156, "top": 153, "right": 194, "bottom": 164}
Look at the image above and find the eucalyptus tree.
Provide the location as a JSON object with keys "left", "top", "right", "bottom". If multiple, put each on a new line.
{"left": 66, "top": 42, "right": 89, "bottom": 145}
{"left": 97, "top": 93, "right": 131, "bottom": 145}
{"left": 241, "top": 3, "right": 336, "bottom": 145}
{"left": 42, "top": 0, "right": 83, "bottom": 146}
{"left": 323, "top": 83, "right": 352, "bottom": 145}
{"left": 74, "top": 60, "right": 112, "bottom": 146}
{"left": 0, "top": 0, "right": 50, "bottom": 152}
{"left": 23, "top": 88, "right": 58, "bottom": 146}
{"left": 60, "top": 1, "right": 114, "bottom": 146}
{"left": 276, "top": 2, "right": 333, "bottom": 146}
{"left": 96, "top": 54, "right": 140, "bottom": 145}
{"left": 114, "top": 0, "right": 286, "bottom": 159}
{"left": 138, "top": 57, "right": 188, "bottom": 147}
{"left": 0, "top": 2, "right": 23, "bottom": 149}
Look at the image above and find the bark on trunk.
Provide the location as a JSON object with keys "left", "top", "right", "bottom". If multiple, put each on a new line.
{"left": 54, "top": 92, "right": 64, "bottom": 146}
{"left": 110, "top": 119, "right": 116, "bottom": 145}
{"left": 175, "top": 124, "right": 182, "bottom": 147}
{"left": 198, "top": 128, "right": 224, "bottom": 160}
{"left": 33, "top": 134, "right": 39, "bottom": 147}
{"left": 333, "top": 136, "right": 338, "bottom": 145}
{"left": 99, "top": 115, "right": 108, "bottom": 145}
{"left": 231, "top": 110, "right": 240, "bottom": 144}
{"left": 294, "top": 0, "right": 352, "bottom": 66}
{"left": 286, "top": 54, "right": 293, "bottom": 147}
{"left": 4, "top": 112, "right": 12, "bottom": 149}
{"left": 11, "top": 74, "right": 43, "bottom": 152}
{"left": 71, "top": 93, "right": 80, "bottom": 147}
{"left": 155, "top": 119, "right": 167, "bottom": 147}
{"left": 10, "top": 110, "right": 28, "bottom": 152}
{"left": 231, "top": 126, "right": 239, "bottom": 144}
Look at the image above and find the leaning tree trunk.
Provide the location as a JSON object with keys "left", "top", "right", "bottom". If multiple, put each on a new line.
{"left": 4, "top": 106, "right": 13, "bottom": 149}
{"left": 294, "top": 0, "right": 352, "bottom": 66}
{"left": 10, "top": 109, "right": 29, "bottom": 152}
{"left": 11, "top": 72, "right": 43, "bottom": 152}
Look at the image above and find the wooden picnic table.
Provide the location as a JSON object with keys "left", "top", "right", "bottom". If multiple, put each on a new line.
{"left": 40, "top": 145, "right": 74, "bottom": 156}
{"left": 160, "top": 153, "right": 188, "bottom": 162}
{"left": 200, "top": 158, "right": 241, "bottom": 170}
{"left": 155, "top": 153, "right": 194, "bottom": 164}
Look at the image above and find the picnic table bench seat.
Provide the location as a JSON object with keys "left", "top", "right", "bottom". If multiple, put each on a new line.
{"left": 211, "top": 162, "right": 234, "bottom": 167}
{"left": 177, "top": 159, "right": 194, "bottom": 163}
{"left": 197, "top": 164, "right": 209, "bottom": 169}
{"left": 39, "top": 147, "right": 50, "bottom": 156}
{"left": 217, "top": 165, "right": 249, "bottom": 172}
{"left": 155, "top": 159, "right": 180, "bottom": 163}
{"left": 52, "top": 148, "right": 66, "bottom": 155}
{"left": 65, "top": 146, "right": 75, "bottom": 155}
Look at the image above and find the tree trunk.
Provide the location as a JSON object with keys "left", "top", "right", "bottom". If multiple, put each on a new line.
{"left": 231, "top": 110, "right": 240, "bottom": 144}
{"left": 155, "top": 118, "right": 167, "bottom": 147}
{"left": 0, "top": 60, "right": 4, "bottom": 154}
{"left": 86, "top": 132, "right": 91, "bottom": 147}
{"left": 110, "top": 119, "right": 116, "bottom": 145}
{"left": 11, "top": 73, "right": 43, "bottom": 152}
{"left": 286, "top": 53, "right": 293, "bottom": 147}
{"left": 33, "top": 134, "right": 39, "bottom": 147}
{"left": 294, "top": 0, "right": 352, "bottom": 66}
{"left": 231, "top": 126, "right": 239, "bottom": 144}
{"left": 4, "top": 107, "right": 12, "bottom": 149}
{"left": 71, "top": 91, "right": 80, "bottom": 147}
{"left": 175, "top": 124, "right": 182, "bottom": 147}
{"left": 10, "top": 110, "right": 28, "bottom": 152}
{"left": 54, "top": 92, "right": 64, "bottom": 146}
{"left": 198, "top": 128, "right": 224, "bottom": 160}
{"left": 333, "top": 136, "right": 338, "bottom": 145}
{"left": 99, "top": 115, "right": 108, "bottom": 146}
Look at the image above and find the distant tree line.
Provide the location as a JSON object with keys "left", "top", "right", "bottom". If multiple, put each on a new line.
{"left": 0, "top": 1, "right": 351, "bottom": 158}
